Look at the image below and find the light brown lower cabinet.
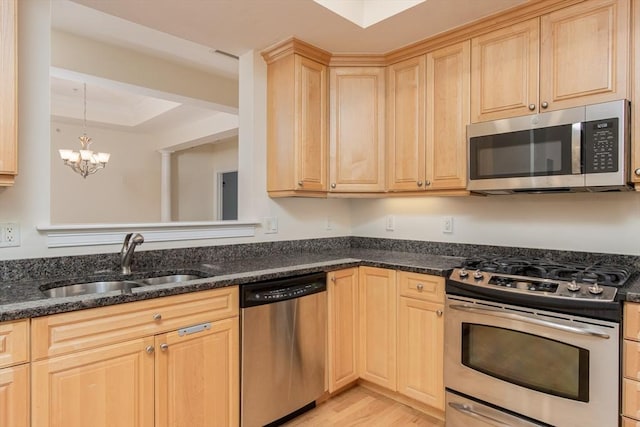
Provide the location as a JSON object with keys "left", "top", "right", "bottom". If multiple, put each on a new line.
{"left": 328, "top": 267, "right": 445, "bottom": 413}
{"left": 31, "top": 287, "right": 239, "bottom": 427}
{"left": 397, "top": 296, "right": 444, "bottom": 409}
{"left": 327, "top": 268, "right": 360, "bottom": 393}
{"left": 0, "top": 363, "right": 29, "bottom": 427}
{"left": 624, "top": 302, "right": 640, "bottom": 425}
{"left": 358, "top": 267, "right": 397, "bottom": 390}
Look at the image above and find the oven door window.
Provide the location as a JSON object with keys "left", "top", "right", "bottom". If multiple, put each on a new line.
{"left": 469, "top": 124, "right": 574, "bottom": 180}
{"left": 462, "top": 323, "right": 589, "bottom": 402}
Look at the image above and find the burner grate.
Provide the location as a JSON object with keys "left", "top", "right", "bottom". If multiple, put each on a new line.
{"left": 460, "top": 256, "right": 631, "bottom": 287}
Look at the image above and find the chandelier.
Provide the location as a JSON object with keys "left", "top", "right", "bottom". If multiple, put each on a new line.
{"left": 58, "top": 83, "right": 110, "bottom": 178}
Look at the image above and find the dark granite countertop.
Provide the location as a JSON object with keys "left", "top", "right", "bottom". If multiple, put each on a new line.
{"left": 0, "top": 248, "right": 464, "bottom": 322}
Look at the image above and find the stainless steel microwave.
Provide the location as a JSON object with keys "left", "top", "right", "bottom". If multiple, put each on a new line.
{"left": 467, "top": 99, "right": 631, "bottom": 194}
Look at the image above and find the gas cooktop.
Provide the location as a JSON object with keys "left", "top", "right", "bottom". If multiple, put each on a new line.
{"left": 448, "top": 256, "right": 632, "bottom": 303}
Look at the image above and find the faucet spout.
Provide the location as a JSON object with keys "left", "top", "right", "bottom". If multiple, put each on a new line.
{"left": 120, "top": 233, "right": 144, "bottom": 275}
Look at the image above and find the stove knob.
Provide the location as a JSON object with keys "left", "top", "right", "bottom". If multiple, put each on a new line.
{"left": 567, "top": 280, "right": 581, "bottom": 292}
{"left": 458, "top": 269, "right": 469, "bottom": 279}
{"left": 473, "top": 270, "right": 484, "bottom": 280}
{"left": 588, "top": 283, "right": 604, "bottom": 295}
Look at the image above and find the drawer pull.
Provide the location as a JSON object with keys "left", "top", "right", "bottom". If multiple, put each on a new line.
{"left": 178, "top": 322, "right": 212, "bottom": 336}
{"left": 416, "top": 283, "right": 424, "bottom": 291}
{"left": 153, "top": 313, "right": 162, "bottom": 321}
{"left": 436, "top": 310, "right": 443, "bottom": 317}
{"left": 160, "top": 343, "right": 169, "bottom": 351}
{"left": 145, "top": 345, "right": 154, "bottom": 354}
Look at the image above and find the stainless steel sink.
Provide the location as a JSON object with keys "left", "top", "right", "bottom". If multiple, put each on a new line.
{"left": 137, "top": 274, "right": 202, "bottom": 286}
{"left": 41, "top": 273, "right": 205, "bottom": 298}
{"left": 41, "top": 280, "right": 142, "bottom": 298}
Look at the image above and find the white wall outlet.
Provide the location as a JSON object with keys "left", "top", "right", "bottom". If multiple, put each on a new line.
{"left": 0, "top": 222, "right": 20, "bottom": 247}
{"left": 325, "top": 216, "right": 333, "bottom": 230}
{"left": 442, "top": 216, "right": 453, "bottom": 234}
{"left": 386, "top": 215, "right": 395, "bottom": 231}
{"left": 263, "top": 217, "right": 278, "bottom": 234}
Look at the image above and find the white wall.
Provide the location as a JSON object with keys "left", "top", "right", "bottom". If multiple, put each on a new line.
{"left": 51, "top": 120, "right": 162, "bottom": 224}
{"left": 350, "top": 192, "right": 640, "bottom": 255}
{"left": 172, "top": 137, "right": 239, "bottom": 221}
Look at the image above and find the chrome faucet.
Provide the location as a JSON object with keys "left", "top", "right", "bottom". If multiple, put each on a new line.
{"left": 120, "top": 233, "right": 144, "bottom": 275}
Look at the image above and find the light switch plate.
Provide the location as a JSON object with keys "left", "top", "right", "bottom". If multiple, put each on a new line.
{"left": 442, "top": 216, "right": 453, "bottom": 234}
{"left": 263, "top": 217, "right": 278, "bottom": 234}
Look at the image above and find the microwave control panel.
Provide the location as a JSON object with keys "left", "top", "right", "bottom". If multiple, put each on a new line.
{"left": 584, "top": 118, "right": 619, "bottom": 174}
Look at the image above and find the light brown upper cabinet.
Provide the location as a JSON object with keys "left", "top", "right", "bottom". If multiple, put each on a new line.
{"left": 425, "top": 41, "right": 470, "bottom": 191}
{"left": 472, "top": 0, "right": 629, "bottom": 123}
{"left": 0, "top": 0, "right": 17, "bottom": 186}
{"left": 387, "top": 56, "right": 426, "bottom": 191}
{"left": 329, "top": 67, "right": 386, "bottom": 193}
{"left": 263, "top": 40, "right": 331, "bottom": 197}
{"left": 387, "top": 42, "right": 469, "bottom": 192}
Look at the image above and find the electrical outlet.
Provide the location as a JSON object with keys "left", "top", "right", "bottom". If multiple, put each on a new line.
{"left": 386, "top": 215, "right": 395, "bottom": 231}
{"left": 325, "top": 216, "right": 333, "bottom": 230}
{"left": 442, "top": 216, "right": 453, "bottom": 234}
{"left": 0, "top": 222, "right": 20, "bottom": 247}
{"left": 263, "top": 217, "right": 278, "bottom": 234}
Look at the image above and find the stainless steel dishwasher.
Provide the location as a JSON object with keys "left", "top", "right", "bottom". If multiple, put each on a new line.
{"left": 240, "top": 272, "right": 327, "bottom": 427}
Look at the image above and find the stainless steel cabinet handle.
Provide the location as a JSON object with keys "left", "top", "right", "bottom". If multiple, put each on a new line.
{"left": 145, "top": 345, "right": 154, "bottom": 354}
{"left": 331, "top": 183, "right": 336, "bottom": 189}
{"left": 160, "top": 343, "right": 169, "bottom": 351}
{"left": 417, "top": 181, "right": 423, "bottom": 187}
{"left": 330, "top": 276, "right": 336, "bottom": 283}
{"left": 436, "top": 309, "right": 443, "bottom": 317}
{"left": 528, "top": 104, "right": 536, "bottom": 111}
{"left": 541, "top": 101, "right": 549, "bottom": 109}
{"left": 416, "top": 283, "right": 424, "bottom": 291}
{"left": 635, "top": 168, "right": 640, "bottom": 177}
{"left": 425, "top": 180, "right": 431, "bottom": 186}
{"left": 448, "top": 304, "right": 610, "bottom": 338}
{"left": 153, "top": 313, "right": 162, "bottom": 321}
{"left": 297, "top": 181, "right": 303, "bottom": 187}
{"left": 448, "top": 402, "right": 512, "bottom": 427}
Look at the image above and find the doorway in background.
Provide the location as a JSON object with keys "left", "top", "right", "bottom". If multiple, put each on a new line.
{"left": 218, "top": 171, "right": 238, "bottom": 220}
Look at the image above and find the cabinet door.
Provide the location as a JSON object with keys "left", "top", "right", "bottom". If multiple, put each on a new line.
{"left": 386, "top": 56, "right": 426, "bottom": 191}
{"left": 0, "top": 364, "right": 29, "bottom": 427}
{"left": 295, "top": 56, "right": 327, "bottom": 192}
{"left": 328, "top": 268, "right": 359, "bottom": 393}
{"left": 329, "top": 67, "right": 386, "bottom": 192}
{"left": 397, "top": 297, "right": 444, "bottom": 410}
{"left": 0, "top": 0, "right": 17, "bottom": 186}
{"left": 155, "top": 317, "right": 239, "bottom": 427}
{"left": 426, "top": 41, "right": 470, "bottom": 190}
{"left": 266, "top": 53, "right": 328, "bottom": 195}
{"left": 540, "top": 0, "right": 629, "bottom": 111}
{"left": 32, "top": 337, "right": 155, "bottom": 427}
{"left": 358, "top": 267, "right": 396, "bottom": 390}
{"left": 471, "top": 18, "right": 540, "bottom": 122}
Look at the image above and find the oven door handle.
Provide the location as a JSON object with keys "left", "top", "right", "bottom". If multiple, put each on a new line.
{"left": 448, "top": 304, "right": 610, "bottom": 339}
{"left": 448, "top": 402, "right": 513, "bottom": 427}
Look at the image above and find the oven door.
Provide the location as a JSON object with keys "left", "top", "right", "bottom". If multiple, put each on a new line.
{"left": 444, "top": 295, "right": 619, "bottom": 427}
{"left": 467, "top": 106, "right": 585, "bottom": 192}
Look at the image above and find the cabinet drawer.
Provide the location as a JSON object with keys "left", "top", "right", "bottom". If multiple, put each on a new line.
{"left": 625, "top": 340, "right": 640, "bottom": 380}
{"left": 0, "top": 319, "right": 29, "bottom": 368}
{"left": 32, "top": 286, "right": 238, "bottom": 360}
{"left": 397, "top": 271, "right": 444, "bottom": 303}
{"left": 625, "top": 303, "right": 640, "bottom": 341}
{"left": 623, "top": 378, "right": 640, "bottom": 420}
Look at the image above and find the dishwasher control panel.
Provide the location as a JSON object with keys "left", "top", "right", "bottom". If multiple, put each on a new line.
{"left": 240, "top": 272, "right": 327, "bottom": 308}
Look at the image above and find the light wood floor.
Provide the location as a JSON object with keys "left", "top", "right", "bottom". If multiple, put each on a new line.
{"left": 283, "top": 386, "right": 445, "bottom": 426}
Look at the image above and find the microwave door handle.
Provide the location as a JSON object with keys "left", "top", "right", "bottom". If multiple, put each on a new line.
{"left": 448, "top": 402, "right": 513, "bottom": 427}
{"left": 572, "top": 122, "right": 582, "bottom": 174}
{"left": 448, "top": 304, "right": 610, "bottom": 339}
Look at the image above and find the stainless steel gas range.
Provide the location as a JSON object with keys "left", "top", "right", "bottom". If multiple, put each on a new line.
{"left": 444, "top": 256, "right": 632, "bottom": 427}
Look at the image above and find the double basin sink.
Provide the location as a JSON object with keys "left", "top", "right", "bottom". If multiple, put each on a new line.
{"left": 40, "top": 273, "right": 206, "bottom": 298}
